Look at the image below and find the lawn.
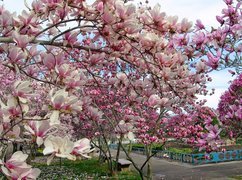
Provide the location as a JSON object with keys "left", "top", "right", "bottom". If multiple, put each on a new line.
{"left": 0, "top": 157, "right": 140, "bottom": 179}
{"left": 34, "top": 158, "right": 141, "bottom": 180}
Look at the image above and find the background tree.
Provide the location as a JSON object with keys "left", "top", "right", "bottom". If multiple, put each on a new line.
{"left": 218, "top": 73, "right": 242, "bottom": 139}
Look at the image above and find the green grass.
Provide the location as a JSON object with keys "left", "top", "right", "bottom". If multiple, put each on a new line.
{"left": 34, "top": 158, "right": 108, "bottom": 179}
{"left": 34, "top": 158, "right": 140, "bottom": 180}
{"left": 230, "top": 175, "right": 242, "bottom": 180}
{"left": 62, "top": 158, "right": 108, "bottom": 175}
{"left": 115, "top": 171, "right": 142, "bottom": 180}
{"left": 37, "top": 148, "right": 43, "bottom": 154}
{"left": 131, "top": 143, "right": 164, "bottom": 151}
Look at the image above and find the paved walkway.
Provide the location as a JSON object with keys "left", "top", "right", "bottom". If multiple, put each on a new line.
{"left": 112, "top": 150, "right": 242, "bottom": 179}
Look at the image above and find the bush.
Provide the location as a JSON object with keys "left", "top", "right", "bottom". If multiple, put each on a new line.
{"left": 167, "top": 147, "right": 193, "bottom": 154}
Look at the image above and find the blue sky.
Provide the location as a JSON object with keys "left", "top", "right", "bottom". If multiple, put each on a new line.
{"left": 1, "top": 0, "right": 236, "bottom": 109}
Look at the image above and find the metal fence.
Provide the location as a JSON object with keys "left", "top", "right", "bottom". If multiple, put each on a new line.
{"left": 191, "top": 149, "right": 242, "bottom": 165}
{"left": 109, "top": 144, "right": 242, "bottom": 165}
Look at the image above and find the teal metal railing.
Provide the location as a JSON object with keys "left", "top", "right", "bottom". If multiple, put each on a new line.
{"left": 191, "top": 149, "right": 242, "bottom": 164}
{"left": 109, "top": 144, "right": 242, "bottom": 165}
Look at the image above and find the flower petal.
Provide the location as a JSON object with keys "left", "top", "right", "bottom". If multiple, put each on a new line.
{"left": 49, "top": 110, "right": 60, "bottom": 125}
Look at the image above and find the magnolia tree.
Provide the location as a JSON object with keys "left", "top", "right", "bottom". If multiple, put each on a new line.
{"left": 218, "top": 73, "right": 242, "bottom": 139}
{"left": 0, "top": 0, "right": 241, "bottom": 179}
{"left": 166, "top": 106, "right": 223, "bottom": 152}
{"left": 191, "top": 0, "right": 241, "bottom": 74}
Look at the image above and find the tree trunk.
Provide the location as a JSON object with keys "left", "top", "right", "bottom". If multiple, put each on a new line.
{"left": 127, "top": 140, "right": 132, "bottom": 158}
{"left": 115, "top": 138, "right": 122, "bottom": 171}
{"left": 146, "top": 145, "right": 153, "bottom": 180}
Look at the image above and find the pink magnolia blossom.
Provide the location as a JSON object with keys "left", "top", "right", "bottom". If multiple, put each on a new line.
{"left": 63, "top": 31, "right": 78, "bottom": 46}
{"left": 0, "top": 9, "right": 13, "bottom": 29}
{"left": 115, "top": 1, "right": 136, "bottom": 20}
{"left": 196, "top": 60, "right": 207, "bottom": 73}
{"left": 216, "top": 15, "right": 225, "bottom": 25}
{"left": 148, "top": 94, "right": 169, "bottom": 108}
{"left": 179, "top": 18, "right": 193, "bottom": 33}
{"left": 148, "top": 94, "right": 160, "bottom": 107}
{"left": 0, "top": 96, "right": 21, "bottom": 122}
{"left": 96, "top": 2, "right": 104, "bottom": 13}
{"left": 12, "top": 32, "right": 30, "bottom": 49}
{"left": 195, "top": 19, "right": 205, "bottom": 30}
{"left": 197, "top": 124, "right": 222, "bottom": 152}
{"left": 224, "top": 0, "right": 233, "bottom": 5}
{"left": 7, "top": 47, "right": 27, "bottom": 64}
{"left": 115, "top": 72, "right": 129, "bottom": 87}
{"left": 24, "top": 120, "right": 56, "bottom": 146}
{"left": 72, "top": 138, "right": 94, "bottom": 158}
{"left": 42, "top": 52, "right": 65, "bottom": 72}
{"left": 192, "top": 32, "right": 206, "bottom": 47}
{"left": 218, "top": 73, "right": 242, "bottom": 138}
{"left": 13, "top": 10, "right": 40, "bottom": 35}
{"left": 149, "top": 4, "right": 166, "bottom": 23}
{"left": 102, "top": 9, "right": 115, "bottom": 24}
{"left": 0, "top": 123, "right": 20, "bottom": 140}
{"left": 139, "top": 32, "right": 158, "bottom": 49}
{"left": 206, "top": 51, "right": 221, "bottom": 70}
{"left": 0, "top": 151, "right": 40, "bottom": 180}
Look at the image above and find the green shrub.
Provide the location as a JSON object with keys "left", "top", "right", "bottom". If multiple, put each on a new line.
{"left": 236, "top": 138, "right": 242, "bottom": 145}
{"left": 167, "top": 147, "right": 193, "bottom": 154}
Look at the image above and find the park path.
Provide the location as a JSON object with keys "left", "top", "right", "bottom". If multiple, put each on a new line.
{"left": 111, "top": 150, "right": 242, "bottom": 179}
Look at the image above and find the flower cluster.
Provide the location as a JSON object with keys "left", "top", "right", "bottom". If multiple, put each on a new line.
{"left": 166, "top": 106, "right": 223, "bottom": 152}
{"left": 191, "top": 0, "right": 241, "bottom": 73}
{"left": 43, "top": 136, "right": 94, "bottom": 165}
{"left": 218, "top": 73, "right": 242, "bottom": 138}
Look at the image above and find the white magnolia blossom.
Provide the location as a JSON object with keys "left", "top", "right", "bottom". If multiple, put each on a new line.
{"left": 115, "top": 120, "right": 135, "bottom": 141}
{"left": 49, "top": 89, "right": 82, "bottom": 125}
{"left": 43, "top": 135, "right": 76, "bottom": 165}
{"left": 13, "top": 80, "right": 32, "bottom": 103}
